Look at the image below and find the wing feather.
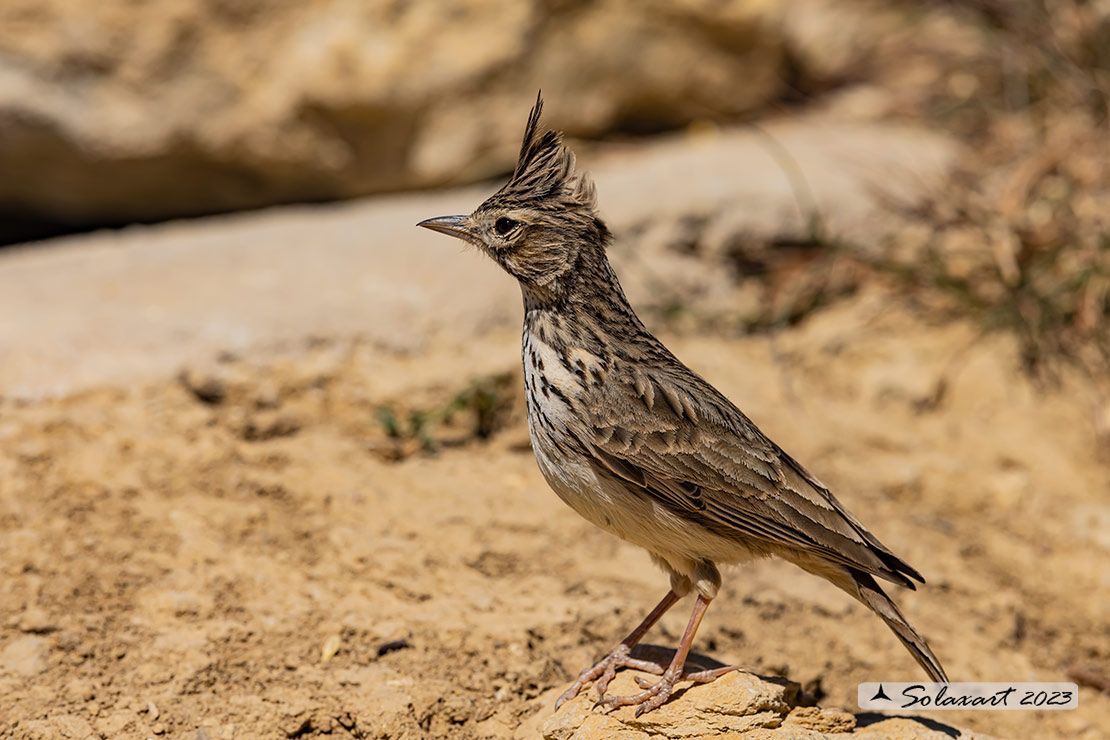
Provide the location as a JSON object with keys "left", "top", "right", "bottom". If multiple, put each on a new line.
{"left": 581, "top": 362, "right": 922, "bottom": 588}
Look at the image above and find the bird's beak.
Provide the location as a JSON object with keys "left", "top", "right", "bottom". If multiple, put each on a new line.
{"left": 417, "top": 215, "right": 473, "bottom": 242}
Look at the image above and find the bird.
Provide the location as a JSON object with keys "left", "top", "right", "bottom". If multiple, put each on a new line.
{"left": 418, "top": 93, "right": 947, "bottom": 716}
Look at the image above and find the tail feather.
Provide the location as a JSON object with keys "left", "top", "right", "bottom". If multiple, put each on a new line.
{"left": 853, "top": 570, "right": 949, "bottom": 682}
{"left": 786, "top": 552, "right": 949, "bottom": 682}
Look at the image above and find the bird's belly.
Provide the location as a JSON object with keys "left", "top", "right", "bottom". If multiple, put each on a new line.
{"left": 520, "top": 332, "right": 754, "bottom": 569}
{"left": 529, "top": 428, "right": 750, "bottom": 569}
{"left": 529, "top": 435, "right": 618, "bottom": 530}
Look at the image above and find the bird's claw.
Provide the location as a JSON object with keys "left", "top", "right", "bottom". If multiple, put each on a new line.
{"left": 595, "top": 669, "right": 678, "bottom": 716}
{"left": 555, "top": 643, "right": 665, "bottom": 710}
{"left": 596, "top": 665, "right": 740, "bottom": 716}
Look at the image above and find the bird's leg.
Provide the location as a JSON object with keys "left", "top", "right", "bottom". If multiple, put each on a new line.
{"left": 555, "top": 589, "right": 681, "bottom": 709}
{"left": 598, "top": 593, "right": 737, "bottom": 716}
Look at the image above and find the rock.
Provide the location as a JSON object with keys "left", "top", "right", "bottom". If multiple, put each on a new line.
{"left": 65, "top": 678, "right": 96, "bottom": 702}
{"left": 542, "top": 671, "right": 798, "bottom": 739}
{"left": 17, "top": 607, "right": 58, "bottom": 634}
{"left": 777, "top": 0, "right": 894, "bottom": 88}
{"left": 17, "top": 715, "right": 98, "bottom": 740}
{"left": 0, "top": 634, "right": 50, "bottom": 676}
{"left": 539, "top": 670, "right": 1006, "bottom": 740}
{"left": 781, "top": 705, "right": 856, "bottom": 733}
{"left": 0, "top": 0, "right": 782, "bottom": 233}
{"left": 0, "top": 113, "right": 955, "bottom": 399}
{"left": 320, "top": 633, "right": 342, "bottom": 662}
{"left": 179, "top": 369, "right": 227, "bottom": 406}
{"left": 853, "top": 717, "right": 1002, "bottom": 740}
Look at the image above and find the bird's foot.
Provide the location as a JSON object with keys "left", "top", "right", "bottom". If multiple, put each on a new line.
{"left": 596, "top": 664, "right": 738, "bottom": 717}
{"left": 555, "top": 644, "right": 666, "bottom": 709}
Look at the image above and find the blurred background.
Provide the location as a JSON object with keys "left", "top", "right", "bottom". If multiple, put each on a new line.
{"left": 1, "top": 0, "right": 1107, "bottom": 376}
{"left": 4, "top": 0, "right": 784, "bottom": 243}
{"left": 1, "top": 2, "right": 1109, "bottom": 740}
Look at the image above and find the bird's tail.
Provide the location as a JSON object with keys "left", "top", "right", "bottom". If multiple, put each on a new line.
{"left": 851, "top": 569, "right": 948, "bottom": 682}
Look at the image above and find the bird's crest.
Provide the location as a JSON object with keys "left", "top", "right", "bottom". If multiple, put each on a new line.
{"left": 499, "top": 92, "right": 597, "bottom": 210}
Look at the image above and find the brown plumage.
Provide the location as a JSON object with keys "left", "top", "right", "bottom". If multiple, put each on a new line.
{"left": 418, "top": 93, "right": 947, "bottom": 716}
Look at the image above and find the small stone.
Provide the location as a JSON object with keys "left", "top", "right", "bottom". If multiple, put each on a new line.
{"left": 48, "top": 715, "right": 97, "bottom": 740}
{"left": 253, "top": 380, "right": 282, "bottom": 409}
{"left": 94, "top": 708, "right": 138, "bottom": 737}
{"left": 19, "top": 607, "right": 58, "bottom": 634}
{"left": 15, "top": 439, "right": 50, "bottom": 462}
{"left": 281, "top": 713, "right": 311, "bottom": 738}
{"left": 240, "top": 411, "right": 301, "bottom": 441}
{"left": 320, "top": 634, "right": 342, "bottom": 662}
{"left": 180, "top": 370, "right": 227, "bottom": 405}
{"left": 152, "top": 722, "right": 166, "bottom": 734}
{"left": 782, "top": 705, "right": 857, "bottom": 733}
{"left": 66, "top": 678, "right": 96, "bottom": 702}
{"left": 0, "top": 634, "right": 50, "bottom": 676}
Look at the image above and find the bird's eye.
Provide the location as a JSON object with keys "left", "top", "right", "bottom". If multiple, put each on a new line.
{"left": 494, "top": 217, "right": 518, "bottom": 236}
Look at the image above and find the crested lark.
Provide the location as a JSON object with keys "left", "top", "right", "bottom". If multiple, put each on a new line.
{"left": 418, "top": 94, "right": 947, "bottom": 716}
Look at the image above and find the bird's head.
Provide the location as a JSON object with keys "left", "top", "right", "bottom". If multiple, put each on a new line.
{"left": 418, "top": 94, "right": 609, "bottom": 295}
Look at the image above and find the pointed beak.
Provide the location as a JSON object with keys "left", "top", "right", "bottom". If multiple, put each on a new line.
{"left": 417, "top": 215, "right": 473, "bottom": 242}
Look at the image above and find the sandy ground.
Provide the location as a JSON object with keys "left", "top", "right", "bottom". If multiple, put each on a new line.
{"left": 1, "top": 118, "right": 1108, "bottom": 739}
{"left": 2, "top": 289, "right": 1108, "bottom": 739}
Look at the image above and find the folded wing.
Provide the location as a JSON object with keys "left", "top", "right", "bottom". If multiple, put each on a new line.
{"left": 580, "top": 361, "right": 923, "bottom": 589}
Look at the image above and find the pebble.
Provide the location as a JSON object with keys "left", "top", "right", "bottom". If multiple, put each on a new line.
{"left": 180, "top": 369, "right": 227, "bottom": 405}
{"left": 320, "top": 634, "right": 342, "bottom": 661}
{"left": 0, "top": 635, "right": 49, "bottom": 676}
{"left": 18, "top": 607, "right": 58, "bottom": 634}
{"left": 65, "top": 679, "right": 95, "bottom": 702}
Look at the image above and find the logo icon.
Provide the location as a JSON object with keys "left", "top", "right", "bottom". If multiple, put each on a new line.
{"left": 869, "top": 684, "right": 892, "bottom": 702}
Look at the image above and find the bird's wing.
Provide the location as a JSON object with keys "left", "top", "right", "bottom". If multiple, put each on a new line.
{"left": 579, "top": 361, "right": 923, "bottom": 588}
